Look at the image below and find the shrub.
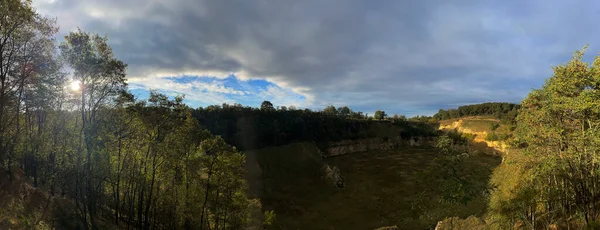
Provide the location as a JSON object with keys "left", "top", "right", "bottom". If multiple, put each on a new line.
{"left": 486, "top": 133, "right": 499, "bottom": 141}
{"left": 489, "top": 123, "right": 500, "bottom": 131}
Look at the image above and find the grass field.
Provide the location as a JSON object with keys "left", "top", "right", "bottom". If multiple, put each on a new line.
{"left": 249, "top": 143, "right": 501, "bottom": 230}
{"left": 439, "top": 116, "right": 499, "bottom": 132}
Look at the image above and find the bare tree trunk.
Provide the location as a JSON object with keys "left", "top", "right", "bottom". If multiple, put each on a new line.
{"left": 200, "top": 156, "right": 217, "bottom": 230}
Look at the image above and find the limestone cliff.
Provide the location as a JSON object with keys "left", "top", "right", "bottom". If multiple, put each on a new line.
{"left": 324, "top": 136, "right": 436, "bottom": 157}
{"left": 438, "top": 119, "right": 509, "bottom": 154}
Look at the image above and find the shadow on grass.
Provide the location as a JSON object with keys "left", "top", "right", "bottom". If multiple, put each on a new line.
{"left": 248, "top": 142, "right": 501, "bottom": 230}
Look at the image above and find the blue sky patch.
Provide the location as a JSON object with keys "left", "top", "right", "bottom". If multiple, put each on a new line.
{"left": 128, "top": 74, "right": 307, "bottom": 109}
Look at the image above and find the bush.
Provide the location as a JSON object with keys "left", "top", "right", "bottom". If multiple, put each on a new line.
{"left": 489, "top": 123, "right": 500, "bottom": 131}
{"left": 498, "top": 133, "right": 510, "bottom": 141}
{"left": 486, "top": 133, "right": 499, "bottom": 141}
{"left": 263, "top": 210, "right": 276, "bottom": 229}
{"left": 461, "top": 133, "right": 476, "bottom": 141}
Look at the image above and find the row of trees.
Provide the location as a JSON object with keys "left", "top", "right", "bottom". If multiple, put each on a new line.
{"left": 433, "top": 102, "right": 520, "bottom": 122}
{"left": 193, "top": 103, "right": 437, "bottom": 151}
{"left": 0, "top": 1, "right": 256, "bottom": 229}
{"left": 261, "top": 101, "right": 412, "bottom": 122}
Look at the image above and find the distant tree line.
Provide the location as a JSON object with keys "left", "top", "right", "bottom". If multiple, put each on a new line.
{"left": 192, "top": 103, "right": 437, "bottom": 151}
{"left": 433, "top": 102, "right": 520, "bottom": 123}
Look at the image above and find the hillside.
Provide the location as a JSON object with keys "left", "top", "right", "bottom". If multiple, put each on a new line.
{"left": 246, "top": 142, "right": 501, "bottom": 229}
{"left": 0, "top": 169, "right": 115, "bottom": 229}
{"left": 438, "top": 116, "right": 514, "bottom": 154}
{"left": 193, "top": 105, "right": 437, "bottom": 151}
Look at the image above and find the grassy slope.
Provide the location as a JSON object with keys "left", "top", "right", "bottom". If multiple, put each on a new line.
{"left": 0, "top": 169, "right": 124, "bottom": 229}
{"left": 436, "top": 148, "right": 536, "bottom": 230}
{"left": 439, "top": 117, "right": 514, "bottom": 149}
{"left": 439, "top": 116, "right": 499, "bottom": 132}
{"left": 248, "top": 142, "right": 501, "bottom": 230}
{"left": 0, "top": 169, "right": 118, "bottom": 229}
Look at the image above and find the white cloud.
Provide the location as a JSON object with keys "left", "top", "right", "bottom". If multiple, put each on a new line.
{"left": 128, "top": 75, "right": 307, "bottom": 108}
{"left": 257, "top": 85, "right": 306, "bottom": 108}
{"left": 33, "top": 0, "right": 600, "bottom": 116}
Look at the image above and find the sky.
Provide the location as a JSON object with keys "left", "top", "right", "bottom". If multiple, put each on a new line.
{"left": 32, "top": 0, "right": 600, "bottom": 116}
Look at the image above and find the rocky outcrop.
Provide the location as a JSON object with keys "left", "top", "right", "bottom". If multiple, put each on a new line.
{"left": 439, "top": 119, "right": 509, "bottom": 155}
{"left": 322, "top": 164, "right": 345, "bottom": 188}
{"left": 324, "top": 136, "right": 436, "bottom": 157}
{"left": 433, "top": 120, "right": 513, "bottom": 230}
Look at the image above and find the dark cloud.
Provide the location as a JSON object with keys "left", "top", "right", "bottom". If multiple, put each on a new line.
{"left": 34, "top": 0, "right": 600, "bottom": 116}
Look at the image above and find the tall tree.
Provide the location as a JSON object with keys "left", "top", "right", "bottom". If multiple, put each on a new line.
{"left": 338, "top": 106, "right": 351, "bottom": 118}
{"left": 323, "top": 105, "right": 338, "bottom": 116}
{"left": 0, "top": 0, "right": 60, "bottom": 181}
{"left": 59, "top": 29, "right": 127, "bottom": 229}
{"left": 260, "top": 100, "right": 274, "bottom": 111}
{"left": 374, "top": 110, "right": 387, "bottom": 120}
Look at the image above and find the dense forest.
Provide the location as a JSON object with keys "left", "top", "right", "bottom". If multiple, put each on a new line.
{"left": 433, "top": 102, "right": 520, "bottom": 123}
{"left": 193, "top": 103, "right": 436, "bottom": 150}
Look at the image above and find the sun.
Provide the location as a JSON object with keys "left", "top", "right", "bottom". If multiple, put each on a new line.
{"left": 70, "top": 80, "right": 81, "bottom": 91}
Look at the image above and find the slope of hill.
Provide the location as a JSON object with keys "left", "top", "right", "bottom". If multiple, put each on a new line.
{"left": 246, "top": 142, "right": 501, "bottom": 229}
{"left": 438, "top": 116, "right": 512, "bottom": 154}
{"left": 0, "top": 169, "right": 115, "bottom": 229}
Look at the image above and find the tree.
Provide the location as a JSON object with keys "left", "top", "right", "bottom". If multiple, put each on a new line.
{"left": 374, "top": 110, "right": 387, "bottom": 120}
{"left": 0, "top": 0, "right": 59, "bottom": 181}
{"left": 60, "top": 29, "right": 127, "bottom": 229}
{"left": 260, "top": 100, "right": 274, "bottom": 111}
{"left": 422, "top": 135, "right": 490, "bottom": 205}
{"left": 501, "top": 46, "right": 600, "bottom": 227}
{"left": 0, "top": 5, "right": 262, "bottom": 228}
{"left": 323, "top": 105, "right": 337, "bottom": 116}
{"left": 338, "top": 106, "right": 351, "bottom": 118}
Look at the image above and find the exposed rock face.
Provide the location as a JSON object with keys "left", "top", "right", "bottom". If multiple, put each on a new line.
{"left": 324, "top": 136, "right": 436, "bottom": 157}
{"left": 322, "top": 164, "right": 345, "bottom": 188}
{"left": 439, "top": 119, "right": 509, "bottom": 155}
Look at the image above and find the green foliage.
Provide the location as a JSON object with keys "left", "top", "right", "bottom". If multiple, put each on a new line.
{"left": 486, "top": 132, "right": 499, "bottom": 141}
{"left": 253, "top": 142, "right": 500, "bottom": 229}
{"left": 192, "top": 105, "right": 436, "bottom": 150}
{"left": 461, "top": 132, "right": 477, "bottom": 141}
{"left": 338, "top": 106, "right": 351, "bottom": 118}
{"left": 0, "top": 0, "right": 61, "bottom": 171}
{"left": 0, "top": 4, "right": 258, "bottom": 227}
{"left": 408, "top": 115, "right": 435, "bottom": 123}
{"left": 434, "top": 102, "right": 520, "bottom": 123}
{"left": 260, "top": 100, "right": 274, "bottom": 111}
{"left": 263, "top": 210, "right": 276, "bottom": 228}
{"left": 424, "top": 135, "right": 492, "bottom": 205}
{"left": 392, "top": 114, "right": 407, "bottom": 122}
{"left": 444, "top": 129, "right": 473, "bottom": 145}
{"left": 489, "top": 46, "right": 600, "bottom": 228}
{"left": 374, "top": 110, "right": 387, "bottom": 120}
{"left": 323, "top": 105, "right": 338, "bottom": 116}
{"left": 489, "top": 123, "right": 500, "bottom": 131}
